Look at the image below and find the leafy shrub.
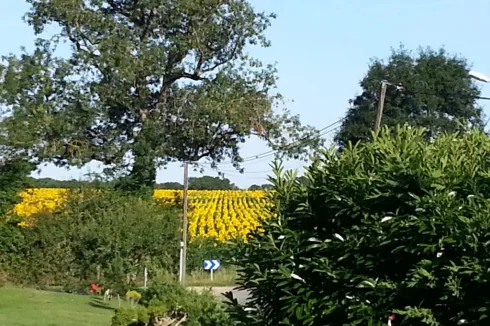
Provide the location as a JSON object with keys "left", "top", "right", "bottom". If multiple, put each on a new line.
{"left": 5, "top": 190, "right": 180, "bottom": 289}
{"left": 139, "top": 282, "right": 188, "bottom": 307}
{"left": 126, "top": 290, "right": 142, "bottom": 307}
{"left": 112, "top": 307, "right": 149, "bottom": 326}
{"left": 0, "top": 157, "right": 32, "bottom": 279}
{"left": 113, "top": 281, "right": 233, "bottom": 326}
{"left": 229, "top": 126, "right": 490, "bottom": 325}
{"left": 0, "top": 221, "right": 26, "bottom": 276}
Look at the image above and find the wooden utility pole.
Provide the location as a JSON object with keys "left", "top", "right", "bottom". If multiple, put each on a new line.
{"left": 179, "top": 161, "right": 189, "bottom": 283}
{"left": 374, "top": 81, "right": 388, "bottom": 131}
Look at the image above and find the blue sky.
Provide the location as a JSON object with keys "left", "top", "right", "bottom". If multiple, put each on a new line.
{"left": 2, "top": 0, "right": 490, "bottom": 188}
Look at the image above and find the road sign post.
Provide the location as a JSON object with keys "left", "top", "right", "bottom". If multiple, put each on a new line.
{"left": 203, "top": 259, "right": 220, "bottom": 281}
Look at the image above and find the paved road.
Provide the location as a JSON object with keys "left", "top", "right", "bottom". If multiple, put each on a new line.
{"left": 189, "top": 286, "right": 250, "bottom": 304}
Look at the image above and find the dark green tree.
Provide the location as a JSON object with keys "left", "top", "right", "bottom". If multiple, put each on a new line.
{"left": 335, "top": 46, "right": 484, "bottom": 146}
{"left": 189, "top": 176, "right": 237, "bottom": 190}
{"left": 0, "top": 0, "right": 321, "bottom": 194}
{"left": 0, "top": 158, "right": 34, "bottom": 217}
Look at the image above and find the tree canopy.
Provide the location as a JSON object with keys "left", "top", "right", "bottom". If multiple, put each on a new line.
{"left": 0, "top": 0, "right": 321, "bottom": 193}
{"left": 335, "top": 46, "right": 484, "bottom": 146}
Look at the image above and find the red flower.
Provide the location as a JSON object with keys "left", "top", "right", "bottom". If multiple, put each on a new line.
{"left": 90, "top": 283, "right": 104, "bottom": 293}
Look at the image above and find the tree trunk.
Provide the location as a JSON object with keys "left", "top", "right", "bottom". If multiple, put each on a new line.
{"left": 115, "top": 128, "right": 157, "bottom": 195}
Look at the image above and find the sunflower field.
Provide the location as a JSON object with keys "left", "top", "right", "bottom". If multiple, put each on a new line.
{"left": 13, "top": 188, "right": 273, "bottom": 242}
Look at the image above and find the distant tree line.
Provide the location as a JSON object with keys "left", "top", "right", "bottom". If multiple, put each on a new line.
{"left": 248, "top": 184, "right": 274, "bottom": 191}
{"left": 156, "top": 176, "right": 239, "bottom": 190}
{"left": 26, "top": 177, "right": 112, "bottom": 189}
{"left": 26, "top": 176, "right": 242, "bottom": 190}
{"left": 24, "top": 174, "right": 308, "bottom": 191}
{"left": 248, "top": 176, "right": 306, "bottom": 191}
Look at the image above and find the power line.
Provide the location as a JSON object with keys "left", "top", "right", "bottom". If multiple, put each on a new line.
{"left": 218, "top": 172, "right": 274, "bottom": 180}
{"left": 199, "top": 118, "right": 344, "bottom": 168}
{"left": 192, "top": 84, "right": 487, "bottom": 171}
{"left": 194, "top": 120, "right": 342, "bottom": 181}
{"left": 217, "top": 161, "right": 304, "bottom": 175}
{"left": 241, "top": 122, "right": 342, "bottom": 163}
{"left": 218, "top": 168, "right": 274, "bottom": 174}
{"left": 239, "top": 118, "right": 345, "bottom": 162}
{"left": 180, "top": 119, "right": 342, "bottom": 174}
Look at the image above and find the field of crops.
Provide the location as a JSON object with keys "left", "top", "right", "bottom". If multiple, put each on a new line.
{"left": 13, "top": 189, "right": 273, "bottom": 242}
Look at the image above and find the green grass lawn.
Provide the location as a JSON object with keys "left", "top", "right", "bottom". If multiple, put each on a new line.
{"left": 0, "top": 286, "right": 123, "bottom": 326}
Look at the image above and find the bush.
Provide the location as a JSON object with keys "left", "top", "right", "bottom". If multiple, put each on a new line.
{"left": 5, "top": 190, "right": 181, "bottom": 289}
{"left": 112, "top": 307, "right": 149, "bottom": 326}
{"left": 0, "top": 221, "right": 26, "bottom": 274}
{"left": 139, "top": 282, "right": 188, "bottom": 307}
{"left": 229, "top": 126, "right": 490, "bottom": 325}
{"left": 0, "top": 157, "right": 33, "bottom": 280}
{"left": 112, "top": 281, "right": 233, "bottom": 326}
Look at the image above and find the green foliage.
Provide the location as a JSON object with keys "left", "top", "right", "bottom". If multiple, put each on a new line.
{"left": 139, "top": 282, "right": 189, "bottom": 307}
{"left": 0, "top": 158, "right": 34, "bottom": 216}
{"left": 113, "top": 282, "right": 232, "bottom": 326}
{"left": 126, "top": 290, "right": 142, "bottom": 300}
{"left": 0, "top": 222, "right": 26, "bottom": 271}
{"left": 5, "top": 190, "right": 180, "bottom": 289}
{"left": 0, "top": 0, "right": 321, "bottom": 192}
{"left": 229, "top": 126, "right": 490, "bottom": 325}
{"left": 189, "top": 176, "right": 238, "bottom": 190}
{"left": 155, "top": 182, "right": 184, "bottom": 190}
{"left": 126, "top": 290, "right": 142, "bottom": 307}
{"left": 26, "top": 176, "right": 239, "bottom": 190}
{"left": 154, "top": 175, "right": 241, "bottom": 191}
{"left": 335, "top": 46, "right": 484, "bottom": 146}
{"left": 112, "top": 307, "right": 149, "bottom": 326}
{"left": 248, "top": 183, "right": 273, "bottom": 191}
{"left": 0, "top": 157, "right": 32, "bottom": 278}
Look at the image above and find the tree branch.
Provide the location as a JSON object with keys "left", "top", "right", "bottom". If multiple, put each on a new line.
{"left": 157, "top": 51, "right": 188, "bottom": 105}
{"left": 64, "top": 24, "right": 101, "bottom": 72}
{"left": 199, "top": 35, "right": 243, "bottom": 74}
{"left": 141, "top": 7, "right": 157, "bottom": 42}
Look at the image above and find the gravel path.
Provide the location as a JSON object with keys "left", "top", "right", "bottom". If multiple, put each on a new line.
{"left": 188, "top": 286, "right": 250, "bottom": 304}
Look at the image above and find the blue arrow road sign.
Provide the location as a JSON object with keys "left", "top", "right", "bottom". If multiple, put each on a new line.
{"left": 203, "top": 259, "right": 221, "bottom": 270}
